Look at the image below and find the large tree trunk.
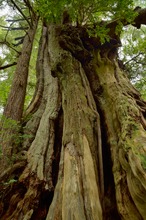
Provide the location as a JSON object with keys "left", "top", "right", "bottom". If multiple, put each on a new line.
{"left": 0, "top": 23, "right": 146, "bottom": 220}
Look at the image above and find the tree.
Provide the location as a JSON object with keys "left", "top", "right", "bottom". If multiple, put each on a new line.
{"left": 0, "top": 0, "right": 146, "bottom": 219}
{"left": 119, "top": 22, "right": 146, "bottom": 99}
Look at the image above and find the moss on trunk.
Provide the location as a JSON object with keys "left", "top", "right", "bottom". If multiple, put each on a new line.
{"left": 0, "top": 24, "right": 146, "bottom": 220}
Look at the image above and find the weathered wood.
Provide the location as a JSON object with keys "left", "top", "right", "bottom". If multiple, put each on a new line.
{"left": 0, "top": 8, "right": 146, "bottom": 219}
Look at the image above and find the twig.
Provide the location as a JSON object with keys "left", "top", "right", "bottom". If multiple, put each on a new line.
{"left": 10, "top": 0, "right": 32, "bottom": 27}
{"left": 0, "top": 41, "right": 21, "bottom": 54}
{"left": 124, "top": 52, "right": 143, "bottom": 65}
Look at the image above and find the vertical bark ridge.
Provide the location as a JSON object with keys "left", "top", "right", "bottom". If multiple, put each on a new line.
{"left": 25, "top": 26, "right": 47, "bottom": 116}
{"left": 79, "top": 64, "right": 104, "bottom": 206}
{"left": 46, "top": 25, "right": 103, "bottom": 219}
{"left": 84, "top": 56, "right": 146, "bottom": 219}
{"left": 0, "top": 26, "right": 61, "bottom": 219}
{"left": 22, "top": 26, "right": 48, "bottom": 151}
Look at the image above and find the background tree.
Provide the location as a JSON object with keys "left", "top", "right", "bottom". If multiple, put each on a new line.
{"left": 120, "top": 25, "right": 146, "bottom": 99}
{"left": 0, "top": 0, "right": 146, "bottom": 219}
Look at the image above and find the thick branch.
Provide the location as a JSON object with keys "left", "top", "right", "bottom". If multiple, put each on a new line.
{"left": 107, "top": 7, "right": 146, "bottom": 37}
{"left": 133, "top": 8, "right": 146, "bottom": 28}
{"left": 23, "top": 0, "right": 35, "bottom": 15}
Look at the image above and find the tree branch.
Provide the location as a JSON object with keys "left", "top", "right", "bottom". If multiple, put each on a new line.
{"left": 106, "top": 7, "right": 146, "bottom": 38}
{"left": 0, "top": 25, "right": 28, "bottom": 31}
{"left": 124, "top": 52, "right": 143, "bottom": 65}
{"left": 0, "top": 40, "right": 20, "bottom": 54}
{"left": 10, "top": 0, "right": 32, "bottom": 27}
{"left": 6, "top": 18, "right": 31, "bottom": 22}
{"left": 133, "top": 8, "right": 146, "bottom": 28}
{"left": 0, "top": 62, "right": 17, "bottom": 70}
{"left": 23, "top": 0, "right": 35, "bottom": 15}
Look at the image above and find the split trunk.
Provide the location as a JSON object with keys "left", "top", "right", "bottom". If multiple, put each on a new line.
{"left": 0, "top": 24, "right": 146, "bottom": 220}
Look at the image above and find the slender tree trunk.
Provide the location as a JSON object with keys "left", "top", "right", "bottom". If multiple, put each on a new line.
{"left": 3, "top": 18, "right": 38, "bottom": 121}
{"left": 0, "top": 18, "right": 38, "bottom": 168}
{"left": 0, "top": 23, "right": 146, "bottom": 220}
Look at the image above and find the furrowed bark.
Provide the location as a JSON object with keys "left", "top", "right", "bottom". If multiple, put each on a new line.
{"left": 48, "top": 24, "right": 146, "bottom": 219}
{"left": 25, "top": 26, "right": 46, "bottom": 116}
{"left": 46, "top": 25, "right": 102, "bottom": 220}
{"left": 22, "top": 26, "right": 47, "bottom": 151}
{"left": 84, "top": 57, "right": 146, "bottom": 219}
{"left": 0, "top": 25, "right": 61, "bottom": 220}
{"left": 1, "top": 8, "right": 146, "bottom": 219}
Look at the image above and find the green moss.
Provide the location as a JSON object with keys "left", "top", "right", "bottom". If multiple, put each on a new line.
{"left": 139, "top": 154, "right": 146, "bottom": 170}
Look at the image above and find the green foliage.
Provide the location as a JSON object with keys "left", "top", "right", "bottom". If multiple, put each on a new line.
{"left": 0, "top": 116, "right": 21, "bottom": 151}
{"left": 35, "top": 0, "right": 135, "bottom": 24}
{"left": 35, "top": 0, "right": 137, "bottom": 44}
{"left": 3, "top": 179, "right": 17, "bottom": 185}
{"left": 0, "top": 3, "right": 40, "bottom": 112}
{"left": 135, "top": 78, "right": 146, "bottom": 100}
{"left": 0, "top": 115, "right": 20, "bottom": 130}
{"left": 0, "top": 116, "right": 33, "bottom": 156}
{"left": 140, "top": 154, "right": 146, "bottom": 170}
{"left": 115, "top": 21, "right": 124, "bottom": 35}
{"left": 0, "top": 0, "right": 146, "bottom": 111}
{"left": 118, "top": 0, "right": 146, "bottom": 99}
{"left": 120, "top": 25, "right": 146, "bottom": 99}
{"left": 0, "top": 9, "right": 29, "bottom": 112}
{"left": 88, "top": 25, "right": 110, "bottom": 43}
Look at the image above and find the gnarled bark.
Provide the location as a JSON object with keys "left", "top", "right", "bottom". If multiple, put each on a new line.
{"left": 0, "top": 14, "right": 146, "bottom": 220}
{"left": 46, "top": 26, "right": 103, "bottom": 219}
